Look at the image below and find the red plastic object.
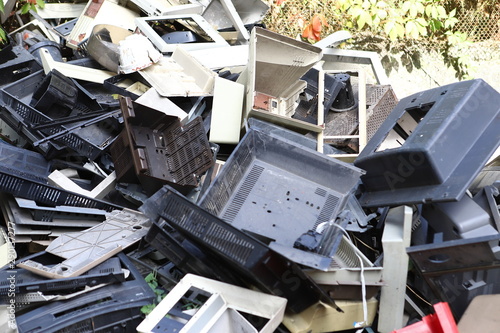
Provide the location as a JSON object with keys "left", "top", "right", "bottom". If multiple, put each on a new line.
{"left": 391, "top": 302, "right": 459, "bottom": 333}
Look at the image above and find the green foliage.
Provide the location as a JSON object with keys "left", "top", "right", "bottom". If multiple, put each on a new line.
{"left": 0, "top": 27, "right": 6, "bottom": 44}
{"left": 328, "top": 0, "right": 473, "bottom": 79}
{"left": 0, "top": 0, "right": 46, "bottom": 43}
{"left": 140, "top": 271, "right": 167, "bottom": 316}
{"left": 336, "top": 0, "right": 460, "bottom": 41}
{"left": 20, "top": 0, "right": 45, "bottom": 15}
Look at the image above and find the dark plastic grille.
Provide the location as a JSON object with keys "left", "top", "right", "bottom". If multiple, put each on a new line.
{"left": 1, "top": 70, "right": 117, "bottom": 159}
{"left": 0, "top": 171, "right": 120, "bottom": 211}
{"left": 161, "top": 190, "right": 255, "bottom": 266}
{"left": 366, "top": 85, "right": 398, "bottom": 141}
{"left": 314, "top": 193, "right": 340, "bottom": 228}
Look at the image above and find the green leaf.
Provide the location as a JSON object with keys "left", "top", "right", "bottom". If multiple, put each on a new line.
{"left": 415, "top": 17, "right": 428, "bottom": 26}
{"left": 409, "top": 4, "right": 418, "bottom": 18}
{"left": 416, "top": 22, "right": 427, "bottom": 36}
{"left": 405, "top": 21, "right": 419, "bottom": 39}
{"left": 415, "top": 1, "right": 424, "bottom": 13}
{"left": 402, "top": 1, "right": 411, "bottom": 14}
{"left": 21, "top": 3, "right": 31, "bottom": 14}
{"left": 0, "top": 28, "right": 6, "bottom": 44}
{"left": 445, "top": 17, "right": 458, "bottom": 29}
{"left": 389, "top": 27, "right": 398, "bottom": 40}
{"left": 0, "top": 0, "right": 4, "bottom": 14}
{"left": 377, "top": 9, "right": 387, "bottom": 19}
{"left": 37, "top": 0, "right": 46, "bottom": 9}
{"left": 357, "top": 14, "right": 366, "bottom": 29}
{"left": 437, "top": 5, "right": 447, "bottom": 18}
{"left": 145, "top": 272, "right": 156, "bottom": 283}
{"left": 428, "top": 18, "right": 442, "bottom": 31}
{"left": 350, "top": 5, "right": 363, "bottom": 17}
{"left": 140, "top": 304, "right": 156, "bottom": 315}
{"left": 395, "top": 22, "right": 405, "bottom": 38}
{"left": 431, "top": 6, "right": 438, "bottom": 19}
{"left": 357, "top": 11, "right": 372, "bottom": 28}
{"left": 384, "top": 20, "right": 395, "bottom": 35}
{"left": 425, "top": 4, "right": 432, "bottom": 17}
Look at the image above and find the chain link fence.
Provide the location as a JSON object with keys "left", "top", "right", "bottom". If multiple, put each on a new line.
{"left": 262, "top": 0, "right": 500, "bottom": 61}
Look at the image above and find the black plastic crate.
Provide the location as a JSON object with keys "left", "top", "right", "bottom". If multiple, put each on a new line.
{"left": 15, "top": 252, "right": 155, "bottom": 333}
{"left": 0, "top": 140, "right": 51, "bottom": 183}
{"left": 0, "top": 70, "right": 119, "bottom": 160}
{"left": 143, "top": 220, "right": 244, "bottom": 287}
{"left": 0, "top": 164, "right": 121, "bottom": 211}
{"left": 0, "top": 45, "right": 42, "bottom": 88}
{"left": 103, "top": 73, "right": 151, "bottom": 100}
{"left": 151, "top": 186, "right": 341, "bottom": 314}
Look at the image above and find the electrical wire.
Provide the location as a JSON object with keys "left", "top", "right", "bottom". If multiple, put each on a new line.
{"left": 327, "top": 222, "right": 368, "bottom": 327}
{"left": 406, "top": 284, "right": 433, "bottom": 307}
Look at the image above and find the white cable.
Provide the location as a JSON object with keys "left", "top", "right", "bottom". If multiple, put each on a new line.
{"left": 326, "top": 222, "right": 369, "bottom": 327}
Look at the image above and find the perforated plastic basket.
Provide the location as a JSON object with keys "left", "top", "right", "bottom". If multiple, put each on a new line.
{"left": 0, "top": 70, "right": 119, "bottom": 159}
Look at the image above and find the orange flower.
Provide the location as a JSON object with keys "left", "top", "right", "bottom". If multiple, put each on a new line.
{"left": 276, "top": 0, "right": 287, "bottom": 5}
{"left": 302, "top": 14, "right": 328, "bottom": 42}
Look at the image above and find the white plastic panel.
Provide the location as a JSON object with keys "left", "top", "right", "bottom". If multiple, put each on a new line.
{"left": 17, "top": 209, "right": 150, "bottom": 278}
{"left": 209, "top": 77, "right": 244, "bottom": 144}
{"left": 378, "top": 205, "right": 413, "bottom": 333}
{"left": 137, "top": 274, "right": 287, "bottom": 333}
{"left": 66, "top": 0, "right": 139, "bottom": 49}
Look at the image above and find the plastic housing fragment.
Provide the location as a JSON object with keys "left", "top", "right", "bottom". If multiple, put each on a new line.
{"left": 148, "top": 186, "right": 342, "bottom": 314}
{"left": 0, "top": 255, "right": 125, "bottom": 295}
{"left": 200, "top": 129, "right": 365, "bottom": 270}
{"left": 407, "top": 233, "right": 500, "bottom": 319}
{"left": 135, "top": 14, "right": 229, "bottom": 53}
{"left": 240, "top": 27, "right": 323, "bottom": 129}
{"left": 136, "top": 274, "right": 287, "bottom": 333}
{"left": 15, "top": 253, "right": 155, "bottom": 333}
{"left": 355, "top": 79, "right": 500, "bottom": 207}
{"left": 110, "top": 97, "right": 213, "bottom": 195}
{"left": 17, "top": 209, "right": 150, "bottom": 278}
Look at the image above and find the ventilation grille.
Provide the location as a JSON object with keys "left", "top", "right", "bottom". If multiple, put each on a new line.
{"left": 161, "top": 190, "right": 256, "bottom": 266}
{"left": 222, "top": 164, "right": 264, "bottom": 223}
{"left": 315, "top": 194, "right": 340, "bottom": 228}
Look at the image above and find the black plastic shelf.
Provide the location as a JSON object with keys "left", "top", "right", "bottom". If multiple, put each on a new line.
{"left": 0, "top": 45, "right": 42, "bottom": 89}
{"left": 0, "top": 140, "right": 51, "bottom": 183}
{"left": 0, "top": 163, "right": 121, "bottom": 211}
